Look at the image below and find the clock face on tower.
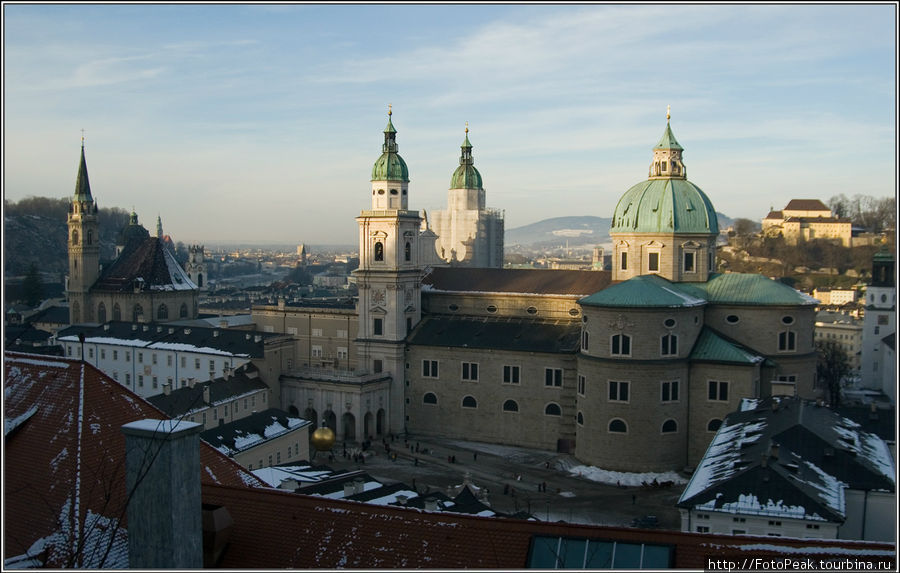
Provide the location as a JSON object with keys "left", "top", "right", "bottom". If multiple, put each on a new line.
{"left": 372, "top": 289, "right": 386, "bottom": 305}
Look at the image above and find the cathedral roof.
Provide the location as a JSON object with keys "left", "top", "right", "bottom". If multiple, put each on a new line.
{"left": 93, "top": 237, "right": 197, "bottom": 292}
{"left": 579, "top": 274, "right": 706, "bottom": 308}
{"left": 422, "top": 267, "right": 611, "bottom": 297}
{"left": 611, "top": 118, "right": 718, "bottom": 235}
{"left": 371, "top": 108, "right": 409, "bottom": 182}
{"left": 409, "top": 315, "right": 581, "bottom": 353}
{"left": 450, "top": 126, "right": 483, "bottom": 190}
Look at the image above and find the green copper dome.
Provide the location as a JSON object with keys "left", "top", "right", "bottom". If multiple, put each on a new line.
{"left": 610, "top": 178, "right": 718, "bottom": 234}
{"left": 450, "top": 130, "right": 483, "bottom": 189}
{"left": 611, "top": 119, "right": 717, "bottom": 235}
{"left": 371, "top": 112, "right": 409, "bottom": 182}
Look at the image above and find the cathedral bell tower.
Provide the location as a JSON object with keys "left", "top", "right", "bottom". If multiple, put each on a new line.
{"left": 67, "top": 139, "right": 100, "bottom": 324}
{"left": 353, "top": 107, "right": 423, "bottom": 434}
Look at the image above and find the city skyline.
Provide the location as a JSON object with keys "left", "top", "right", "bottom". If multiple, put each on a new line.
{"left": 3, "top": 3, "right": 896, "bottom": 244}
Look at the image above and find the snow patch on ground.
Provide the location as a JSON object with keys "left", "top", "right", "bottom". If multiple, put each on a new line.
{"left": 568, "top": 465, "right": 688, "bottom": 487}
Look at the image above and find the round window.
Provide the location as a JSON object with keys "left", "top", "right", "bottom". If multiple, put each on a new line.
{"left": 726, "top": 315, "right": 740, "bottom": 324}
{"left": 486, "top": 305, "right": 498, "bottom": 313}
{"left": 448, "top": 304, "right": 459, "bottom": 312}
{"left": 526, "top": 306, "right": 537, "bottom": 315}
{"left": 664, "top": 318, "right": 676, "bottom": 328}
{"left": 881, "top": 294, "right": 887, "bottom": 303}
{"left": 782, "top": 316, "right": 794, "bottom": 325}
{"left": 568, "top": 308, "right": 580, "bottom": 317}
{"left": 582, "top": 315, "right": 588, "bottom": 323}
{"left": 378, "top": 189, "right": 385, "bottom": 195}
{"left": 390, "top": 189, "right": 398, "bottom": 195}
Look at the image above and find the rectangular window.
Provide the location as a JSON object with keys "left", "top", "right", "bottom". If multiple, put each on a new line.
{"left": 611, "top": 334, "right": 631, "bottom": 356}
{"left": 167, "top": 355, "right": 173, "bottom": 367}
{"left": 287, "top": 326, "right": 298, "bottom": 335}
{"left": 577, "top": 375, "right": 586, "bottom": 396}
{"left": 181, "top": 356, "right": 186, "bottom": 368}
{"left": 152, "top": 353, "right": 157, "bottom": 365}
{"left": 138, "top": 375, "right": 144, "bottom": 387}
{"left": 67, "top": 346, "right": 73, "bottom": 357}
{"left": 778, "top": 331, "right": 796, "bottom": 351}
{"left": 311, "top": 345, "right": 323, "bottom": 358}
{"left": 373, "top": 318, "right": 383, "bottom": 336}
{"left": 195, "top": 358, "right": 201, "bottom": 369}
{"left": 708, "top": 380, "right": 728, "bottom": 401}
{"left": 337, "top": 347, "right": 349, "bottom": 359}
{"left": 545, "top": 368, "right": 562, "bottom": 387}
{"left": 126, "top": 351, "right": 131, "bottom": 362}
{"left": 581, "top": 330, "right": 589, "bottom": 351}
{"left": 503, "top": 365, "right": 520, "bottom": 384}
{"left": 113, "top": 349, "right": 118, "bottom": 360}
{"left": 125, "top": 373, "right": 131, "bottom": 385}
{"left": 684, "top": 251, "right": 695, "bottom": 273}
{"left": 100, "top": 349, "right": 106, "bottom": 360}
{"left": 373, "top": 359, "right": 383, "bottom": 373}
{"left": 138, "top": 352, "right": 143, "bottom": 364}
{"left": 312, "top": 328, "right": 323, "bottom": 337}
{"left": 88, "top": 348, "right": 94, "bottom": 359}
{"left": 209, "top": 360, "right": 215, "bottom": 372}
{"left": 461, "top": 362, "right": 478, "bottom": 381}
{"left": 152, "top": 376, "right": 158, "bottom": 389}
{"left": 696, "top": 526, "right": 710, "bottom": 533}
{"left": 661, "top": 334, "right": 678, "bottom": 356}
{"left": 609, "top": 380, "right": 629, "bottom": 402}
{"left": 113, "top": 371, "right": 119, "bottom": 381}
{"left": 422, "top": 360, "right": 438, "bottom": 378}
{"left": 661, "top": 380, "right": 679, "bottom": 402}
{"left": 649, "top": 252, "right": 659, "bottom": 272}
{"left": 620, "top": 251, "right": 628, "bottom": 270}
{"left": 878, "top": 314, "right": 889, "bottom": 325}
{"left": 337, "top": 329, "right": 348, "bottom": 338}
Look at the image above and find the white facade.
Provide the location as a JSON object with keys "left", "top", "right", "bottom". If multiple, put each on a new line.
{"left": 680, "top": 509, "right": 840, "bottom": 539}
{"left": 59, "top": 333, "right": 251, "bottom": 398}
{"left": 814, "top": 312, "right": 863, "bottom": 373}
{"left": 860, "top": 284, "right": 896, "bottom": 395}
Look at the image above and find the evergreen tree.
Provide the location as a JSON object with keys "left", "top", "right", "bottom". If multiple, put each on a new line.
{"left": 22, "top": 263, "right": 45, "bottom": 307}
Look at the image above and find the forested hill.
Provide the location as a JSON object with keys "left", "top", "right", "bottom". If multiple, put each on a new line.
{"left": 4, "top": 197, "right": 130, "bottom": 277}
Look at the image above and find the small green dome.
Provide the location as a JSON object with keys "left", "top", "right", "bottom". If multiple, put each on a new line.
{"left": 610, "top": 178, "right": 718, "bottom": 235}
{"left": 449, "top": 129, "right": 483, "bottom": 189}
{"left": 371, "top": 112, "right": 409, "bottom": 182}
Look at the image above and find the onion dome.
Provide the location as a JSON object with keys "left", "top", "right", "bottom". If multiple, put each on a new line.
{"left": 371, "top": 105, "right": 409, "bottom": 182}
{"left": 450, "top": 123, "right": 483, "bottom": 190}
{"left": 611, "top": 109, "right": 718, "bottom": 235}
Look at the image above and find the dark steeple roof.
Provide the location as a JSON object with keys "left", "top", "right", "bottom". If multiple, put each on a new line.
{"left": 94, "top": 237, "right": 196, "bottom": 292}
{"left": 74, "top": 142, "right": 93, "bottom": 202}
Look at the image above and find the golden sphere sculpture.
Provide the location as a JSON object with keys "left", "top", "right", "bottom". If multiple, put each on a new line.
{"left": 311, "top": 425, "right": 336, "bottom": 452}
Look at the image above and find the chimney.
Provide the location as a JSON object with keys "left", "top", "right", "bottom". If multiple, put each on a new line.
{"left": 354, "top": 477, "right": 365, "bottom": 494}
{"left": 213, "top": 330, "right": 219, "bottom": 337}
{"left": 395, "top": 494, "right": 408, "bottom": 506}
{"left": 103, "top": 324, "right": 110, "bottom": 331}
{"left": 254, "top": 335, "right": 262, "bottom": 343}
{"left": 343, "top": 482, "right": 356, "bottom": 498}
{"left": 143, "top": 325, "right": 149, "bottom": 332}
{"left": 157, "top": 326, "right": 162, "bottom": 333}
{"left": 168, "top": 327, "right": 174, "bottom": 334}
{"left": 163, "top": 383, "right": 172, "bottom": 396}
{"left": 132, "top": 324, "right": 138, "bottom": 331}
{"left": 121, "top": 419, "right": 204, "bottom": 569}
{"left": 424, "top": 498, "right": 438, "bottom": 512}
{"left": 203, "top": 386, "right": 211, "bottom": 404}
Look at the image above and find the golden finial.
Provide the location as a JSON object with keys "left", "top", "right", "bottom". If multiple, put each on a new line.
{"left": 666, "top": 105, "right": 671, "bottom": 121}
{"left": 388, "top": 103, "right": 392, "bottom": 117}
{"left": 465, "top": 121, "right": 469, "bottom": 134}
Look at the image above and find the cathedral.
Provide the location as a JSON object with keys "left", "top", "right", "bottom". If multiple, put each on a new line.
{"left": 257, "top": 108, "right": 820, "bottom": 473}
{"left": 66, "top": 141, "right": 199, "bottom": 325}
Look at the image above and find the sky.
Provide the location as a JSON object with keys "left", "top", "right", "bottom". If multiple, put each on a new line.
{"left": 3, "top": 3, "right": 897, "bottom": 246}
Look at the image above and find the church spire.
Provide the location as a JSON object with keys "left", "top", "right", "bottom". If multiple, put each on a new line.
{"left": 74, "top": 138, "right": 93, "bottom": 203}
{"left": 156, "top": 215, "right": 164, "bottom": 238}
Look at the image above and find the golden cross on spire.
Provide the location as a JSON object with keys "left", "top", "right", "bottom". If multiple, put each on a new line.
{"left": 465, "top": 121, "right": 469, "bottom": 134}
{"left": 666, "top": 105, "right": 671, "bottom": 121}
{"left": 388, "top": 103, "right": 392, "bottom": 117}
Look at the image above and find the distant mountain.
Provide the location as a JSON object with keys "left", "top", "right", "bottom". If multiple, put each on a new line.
{"left": 505, "top": 213, "right": 734, "bottom": 247}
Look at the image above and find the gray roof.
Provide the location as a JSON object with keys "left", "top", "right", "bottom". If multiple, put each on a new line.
{"left": 200, "top": 408, "right": 311, "bottom": 456}
{"left": 679, "top": 397, "right": 895, "bottom": 522}
{"left": 408, "top": 315, "right": 581, "bottom": 354}
{"left": 56, "top": 320, "right": 276, "bottom": 358}
{"left": 145, "top": 366, "right": 269, "bottom": 417}
{"left": 422, "top": 267, "right": 611, "bottom": 296}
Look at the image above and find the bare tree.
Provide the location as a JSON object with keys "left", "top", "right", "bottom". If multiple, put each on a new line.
{"left": 816, "top": 339, "right": 851, "bottom": 407}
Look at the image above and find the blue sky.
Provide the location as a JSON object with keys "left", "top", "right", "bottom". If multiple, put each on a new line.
{"left": 3, "top": 4, "right": 896, "bottom": 245}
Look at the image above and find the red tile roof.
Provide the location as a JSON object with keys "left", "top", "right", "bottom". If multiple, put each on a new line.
{"left": 422, "top": 267, "right": 611, "bottom": 296}
{"left": 3, "top": 351, "right": 262, "bottom": 568}
{"left": 202, "top": 483, "right": 895, "bottom": 569}
{"left": 784, "top": 199, "right": 830, "bottom": 212}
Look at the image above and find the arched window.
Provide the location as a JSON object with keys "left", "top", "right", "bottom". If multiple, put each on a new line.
{"left": 661, "top": 334, "right": 678, "bottom": 356}
{"left": 577, "top": 411, "right": 584, "bottom": 425}
{"left": 423, "top": 392, "right": 437, "bottom": 405}
{"left": 502, "top": 399, "right": 519, "bottom": 412}
{"left": 71, "top": 230, "right": 79, "bottom": 245}
{"left": 707, "top": 418, "right": 722, "bottom": 432}
{"left": 87, "top": 230, "right": 93, "bottom": 245}
{"left": 611, "top": 334, "right": 631, "bottom": 356}
{"left": 180, "top": 303, "right": 188, "bottom": 318}
{"left": 662, "top": 419, "right": 677, "bottom": 433}
{"left": 405, "top": 242, "right": 411, "bottom": 262}
{"left": 157, "top": 304, "right": 168, "bottom": 320}
{"left": 97, "top": 302, "right": 106, "bottom": 323}
{"left": 197, "top": 273, "right": 203, "bottom": 287}
{"left": 544, "top": 403, "right": 561, "bottom": 416}
{"left": 461, "top": 395, "right": 477, "bottom": 409}
{"left": 133, "top": 304, "right": 143, "bottom": 322}
{"left": 374, "top": 241, "right": 384, "bottom": 262}
{"left": 581, "top": 330, "right": 589, "bottom": 351}
{"left": 608, "top": 419, "right": 627, "bottom": 433}
{"left": 113, "top": 303, "right": 121, "bottom": 321}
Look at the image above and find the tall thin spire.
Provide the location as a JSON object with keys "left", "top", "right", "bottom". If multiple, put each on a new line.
{"left": 156, "top": 215, "right": 164, "bottom": 238}
{"left": 74, "top": 138, "right": 93, "bottom": 202}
